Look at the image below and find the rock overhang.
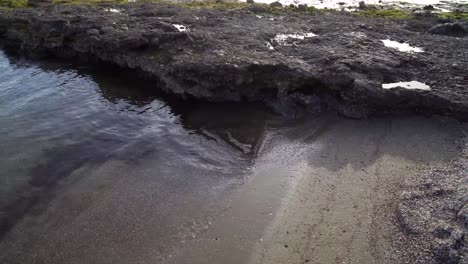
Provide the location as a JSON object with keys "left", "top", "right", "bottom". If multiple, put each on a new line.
{"left": 0, "top": 3, "right": 466, "bottom": 120}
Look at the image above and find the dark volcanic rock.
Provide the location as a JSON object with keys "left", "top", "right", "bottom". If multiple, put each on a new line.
{"left": 459, "top": 203, "right": 468, "bottom": 229}
{"left": 358, "top": 1, "right": 366, "bottom": 9}
{"left": 27, "top": 0, "right": 52, "bottom": 7}
{"left": 0, "top": 3, "right": 467, "bottom": 119}
{"left": 429, "top": 22, "right": 468, "bottom": 37}
{"left": 423, "top": 5, "right": 435, "bottom": 11}
{"left": 270, "top": 1, "right": 282, "bottom": 8}
{"left": 297, "top": 4, "right": 307, "bottom": 11}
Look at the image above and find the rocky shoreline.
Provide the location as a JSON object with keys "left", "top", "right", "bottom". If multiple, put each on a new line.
{"left": 0, "top": 3, "right": 467, "bottom": 264}
{"left": 0, "top": 3, "right": 467, "bottom": 119}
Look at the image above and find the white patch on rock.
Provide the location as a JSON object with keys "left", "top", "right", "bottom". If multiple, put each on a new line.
{"left": 382, "top": 81, "right": 431, "bottom": 91}
{"left": 173, "top": 24, "right": 188, "bottom": 32}
{"left": 256, "top": 15, "right": 263, "bottom": 18}
{"left": 347, "top": 31, "right": 367, "bottom": 38}
{"left": 265, "top": 42, "right": 275, "bottom": 50}
{"left": 273, "top": 32, "right": 317, "bottom": 46}
{"left": 105, "top": 8, "right": 121, "bottom": 13}
{"left": 381, "top": 39, "right": 423, "bottom": 53}
{"left": 214, "top": 50, "right": 227, "bottom": 56}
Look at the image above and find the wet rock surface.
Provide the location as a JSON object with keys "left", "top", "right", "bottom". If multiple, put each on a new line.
{"left": 0, "top": 4, "right": 467, "bottom": 119}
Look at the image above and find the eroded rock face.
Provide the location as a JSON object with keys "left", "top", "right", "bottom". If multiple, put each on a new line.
{"left": 0, "top": 4, "right": 467, "bottom": 119}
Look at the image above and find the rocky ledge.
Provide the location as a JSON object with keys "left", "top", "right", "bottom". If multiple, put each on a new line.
{"left": 0, "top": 3, "right": 467, "bottom": 118}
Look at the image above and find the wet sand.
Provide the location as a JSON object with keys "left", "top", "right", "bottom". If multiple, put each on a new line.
{"left": 250, "top": 115, "right": 464, "bottom": 264}
{"left": 1, "top": 104, "right": 465, "bottom": 263}
{"left": 168, "top": 114, "right": 465, "bottom": 264}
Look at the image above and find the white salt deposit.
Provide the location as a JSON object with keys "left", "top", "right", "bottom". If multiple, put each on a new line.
{"left": 381, "top": 39, "right": 423, "bottom": 53}
{"left": 173, "top": 24, "right": 188, "bottom": 32}
{"left": 382, "top": 81, "right": 431, "bottom": 90}
{"left": 273, "top": 33, "right": 317, "bottom": 46}
{"left": 106, "top": 8, "right": 121, "bottom": 13}
{"left": 265, "top": 42, "right": 275, "bottom": 50}
{"left": 347, "top": 32, "right": 367, "bottom": 38}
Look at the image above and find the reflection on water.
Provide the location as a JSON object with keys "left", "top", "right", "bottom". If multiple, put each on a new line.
{"left": 0, "top": 50, "right": 268, "bottom": 263}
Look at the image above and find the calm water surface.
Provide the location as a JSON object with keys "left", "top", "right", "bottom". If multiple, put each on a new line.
{"left": 0, "top": 50, "right": 267, "bottom": 263}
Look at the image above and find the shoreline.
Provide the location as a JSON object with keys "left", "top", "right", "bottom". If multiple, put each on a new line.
{"left": 249, "top": 117, "right": 467, "bottom": 264}
{"left": 0, "top": 2, "right": 467, "bottom": 263}
{"left": 162, "top": 114, "right": 467, "bottom": 264}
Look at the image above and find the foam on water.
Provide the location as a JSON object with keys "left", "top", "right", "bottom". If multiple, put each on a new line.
{"left": 381, "top": 39, "right": 423, "bottom": 53}
{"left": 382, "top": 81, "right": 431, "bottom": 90}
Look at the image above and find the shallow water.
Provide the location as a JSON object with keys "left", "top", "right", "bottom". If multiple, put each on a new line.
{"left": 165, "top": 114, "right": 465, "bottom": 264}
{"left": 0, "top": 49, "right": 464, "bottom": 264}
{"left": 0, "top": 50, "right": 267, "bottom": 263}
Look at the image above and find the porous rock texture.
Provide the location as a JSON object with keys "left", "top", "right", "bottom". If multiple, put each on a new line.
{"left": 0, "top": 4, "right": 467, "bottom": 119}
{"left": 397, "top": 133, "right": 468, "bottom": 264}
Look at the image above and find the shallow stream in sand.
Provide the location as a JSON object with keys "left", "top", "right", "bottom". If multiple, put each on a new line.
{"left": 0, "top": 50, "right": 465, "bottom": 263}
